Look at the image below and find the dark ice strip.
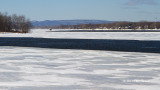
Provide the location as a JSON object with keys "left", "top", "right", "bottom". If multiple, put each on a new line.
{"left": 0, "top": 37, "right": 160, "bottom": 53}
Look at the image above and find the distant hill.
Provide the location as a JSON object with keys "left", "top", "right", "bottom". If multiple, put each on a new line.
{"left": 31, "top": 20, "right": 113, "bottom": 26}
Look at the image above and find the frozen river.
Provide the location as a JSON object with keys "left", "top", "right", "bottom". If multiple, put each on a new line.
{"left": 0, "top": 29, "right": 160, "bottom": 90}
{"left": 1, "top": 29, "right": 160, "bottom": 40}
{"left": 0, "top": 47, "right": 160, "bottom": 90}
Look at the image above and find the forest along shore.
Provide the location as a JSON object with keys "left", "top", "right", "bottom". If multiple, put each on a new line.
{"left": 0, "top": 37, "right": 160, "bottom": 53}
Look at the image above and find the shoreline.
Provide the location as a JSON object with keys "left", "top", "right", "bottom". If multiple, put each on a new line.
{"left": 49, "top": 29, "right": 160, "bottom": 32}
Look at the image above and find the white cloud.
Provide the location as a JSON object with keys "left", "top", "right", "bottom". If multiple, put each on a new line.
{"left": 125, "top": 0, "right": 158, "bottom": 6}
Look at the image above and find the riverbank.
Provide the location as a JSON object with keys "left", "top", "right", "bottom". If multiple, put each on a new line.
{"left": 49, "top": 29, "right": 160, "bottom": 32}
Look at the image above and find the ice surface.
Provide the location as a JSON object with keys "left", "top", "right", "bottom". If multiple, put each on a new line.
{"left": 0, "top": 29, "right": 160, "bottom": 40}
{"left": 0, "top": 29, "right": 160, "bottom": 90}
{"left": 0, "top": 47, "right": 159, "bottom": 90}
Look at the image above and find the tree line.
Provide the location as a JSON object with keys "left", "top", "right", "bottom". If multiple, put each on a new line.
{"left": 0, "top": 12, "right": 31, "bottom": 33}
{"left": 37, "top": 21, "right": 160, "bottom": 30}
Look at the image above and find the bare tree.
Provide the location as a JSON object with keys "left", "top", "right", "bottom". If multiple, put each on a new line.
{"left": 0, "top": 12, "right": 31, "bottom": 33}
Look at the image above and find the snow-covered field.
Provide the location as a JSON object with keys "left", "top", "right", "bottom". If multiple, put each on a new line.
{"left": 0, "top": 29, "right": 160, "bottom": 90}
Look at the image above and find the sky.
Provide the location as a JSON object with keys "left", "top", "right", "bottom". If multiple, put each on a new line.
{"left": 0, "top": 0, "right": 160, "bottom": 21}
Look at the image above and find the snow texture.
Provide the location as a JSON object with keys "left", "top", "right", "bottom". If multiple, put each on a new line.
{"left": 0, "top": 29, "right": 160, "bottom": 90}
{"left": 0, "top": 47, "right": 159, "bottom": 90}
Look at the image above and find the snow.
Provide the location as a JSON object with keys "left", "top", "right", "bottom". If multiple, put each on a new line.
{"left": 0, "top": 29, "right": 160, "bottom": 90}
{"left": 0, "top": 29, "right": 160, "bottom": 40}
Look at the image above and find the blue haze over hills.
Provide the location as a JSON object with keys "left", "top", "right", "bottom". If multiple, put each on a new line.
{"left": 31, "top": 20, "right": 113, "bottom": 26}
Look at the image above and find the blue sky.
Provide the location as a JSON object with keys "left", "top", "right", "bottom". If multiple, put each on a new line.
{"left": 0, "top": 0, "right": 160, "bottom": 21}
